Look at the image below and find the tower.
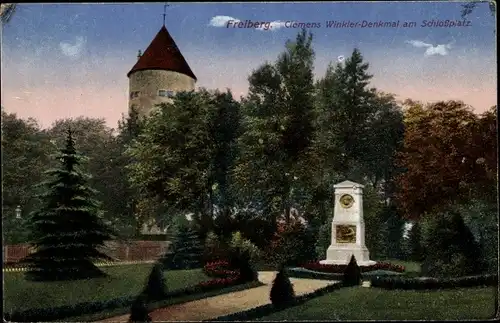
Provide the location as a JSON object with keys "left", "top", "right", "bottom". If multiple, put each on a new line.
{"left": 127, "top": 23, "right": 197, "bottom": 117}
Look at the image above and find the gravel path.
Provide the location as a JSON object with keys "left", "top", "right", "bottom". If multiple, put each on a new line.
{"left": 97, "top": 271, "right": 339, "bottom": 322}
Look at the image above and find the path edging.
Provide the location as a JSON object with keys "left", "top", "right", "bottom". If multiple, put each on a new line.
{"left": 206, "top": 281, "right": 345, "bottom": 321}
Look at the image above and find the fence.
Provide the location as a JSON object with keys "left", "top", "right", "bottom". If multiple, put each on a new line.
{"left": 3, "top": 240, "right": 170, "bottom": 264}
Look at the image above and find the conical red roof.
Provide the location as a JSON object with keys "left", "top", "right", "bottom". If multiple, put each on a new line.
{"left": 127, "top": 25, "right": 197, "bottom": 80}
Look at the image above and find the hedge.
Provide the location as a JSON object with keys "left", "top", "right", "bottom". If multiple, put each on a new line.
{"left": 370, "top": 274, "right": 498, "bottom": 290}
{"left": 4, "top": 277, "right": 249, "bottom": 322}
{"left": 206, "top": 281, "right": 345, "bottom": 321}
{"left": 285, "top": 267, "right": 403, "bottom": 281}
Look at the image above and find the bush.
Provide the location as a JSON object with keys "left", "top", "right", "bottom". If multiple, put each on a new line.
{"left": 269, "top": 267, "right": 296, "bottom": 308}
{"left": 343, "top": 255, "right": 362, "bottom": 286}
{"left": 229, "top": 247, "right": 258, "bottom": 283}
{"left": 421, "top": 211, "right": 482, "bottom": 277}
{"left": 230, "top": 231, "right": 261, "bottom": 263}
{"left": 370, "top": 274, "right": 498, "bottom": 290}
{"left": 128, "top": 295, "right": 152, "bottom": 323}
{"left": 266, "top": 219, "right": 317, "bottom": 267}
{"left": 204, "top": 231, "right": 230, "bottom": 262}
{"left": 142, "top": 262, "right": 166, "bottom": 301}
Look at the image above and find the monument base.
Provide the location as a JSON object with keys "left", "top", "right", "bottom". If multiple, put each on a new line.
{"left": 320, "top": 244, "right": 376, "bottom": 266}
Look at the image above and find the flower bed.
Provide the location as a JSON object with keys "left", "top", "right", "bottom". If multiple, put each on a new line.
{"left": 203, "top": 260, "right": 240, "bottom": 278}
{"left": 301, "top": 261, "right": 405, "bottom": 273}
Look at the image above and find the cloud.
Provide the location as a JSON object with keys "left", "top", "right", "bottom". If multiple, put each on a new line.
{"left": 59, "top": 36, "right": 86, "bottom": 58}
{"left": 208, "top": 15, "right": 240, "bottom": 27}
{"left": 405, "top": 40, "right": 453, "bottom": 57}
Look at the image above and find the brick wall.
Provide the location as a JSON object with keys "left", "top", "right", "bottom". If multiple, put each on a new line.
{"left": 3, "top": 240, "right": 170, "bottom": 264}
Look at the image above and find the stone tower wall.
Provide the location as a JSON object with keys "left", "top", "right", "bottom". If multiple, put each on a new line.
{"left": 128, "top": 69, "right": 196, "bottom": 117}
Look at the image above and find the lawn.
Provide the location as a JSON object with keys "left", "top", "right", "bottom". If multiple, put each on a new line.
{"left": 3, "top": 263, "right": 209, "bottom": 313}
{"left": 255, "top": 286, "right": 497, "bottom": 321}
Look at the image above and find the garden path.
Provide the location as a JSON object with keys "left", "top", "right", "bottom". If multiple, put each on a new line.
{"left": 96, "top": 271, "right": 339, "bottom": 322}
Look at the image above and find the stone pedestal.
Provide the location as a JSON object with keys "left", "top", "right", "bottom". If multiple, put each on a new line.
{"left": 320, "top": 180, "right": 376, "bottom": 266}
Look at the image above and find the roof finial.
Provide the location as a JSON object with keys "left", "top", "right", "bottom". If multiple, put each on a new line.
{"left": 163, "top": 4, "right": 168, "bottom": 26}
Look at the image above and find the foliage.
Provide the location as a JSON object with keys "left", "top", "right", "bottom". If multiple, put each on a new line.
{"left": 142, "top": 262, "right": 166, "bottom": 301}
{"left": 395, "top": 100, "right": 496, "bottom": 220}
{"left": 421, "top": 211, "right": 482, "bottom": 278}
{"left": 128, "top": 295, "right": 152, "bottom": 323}
{"left": 451, "top": 199, "right": 498, "bottom": 273}
{"left": 228, "top": 246, "right": 259, "bottom": 283}
{"left": 343, "top": 255, "right": 362, "bottom": 286}
{"left": 229, "top": 231, "right": 261, "bottom": 263}
{"left": 127, "top": 89, "right": 241, "bottom": 235}
{"left": 162, "top": 221, "right": 204, "bottom": 270}
{"left": 0, "top": 3, "right": 16, "bottom": 24}
{"left": 21, "top": 129, "right": 114, "bottom": 281}
{"left": 1, "top": 111, "right": 50, "bottom": 244}
{"left": 270, "top": 268, "right": 296, "bottom": 308}
{"left": 234, "top": 29, "right": 317, "bottom": 226}
{"left": 267, "top": 214, "right": 316, "bottom": 267}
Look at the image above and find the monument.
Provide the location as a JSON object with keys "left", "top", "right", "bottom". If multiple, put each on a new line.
{"left": 320, "top": 180, "right": 376, "bottom": 266}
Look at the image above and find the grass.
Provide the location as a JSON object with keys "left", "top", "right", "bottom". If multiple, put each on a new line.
{"left": 255, "top": 286, "right": 497, "bottom": 321}
{"left": 3, "top": 263, "right": 209, "bottom": 313}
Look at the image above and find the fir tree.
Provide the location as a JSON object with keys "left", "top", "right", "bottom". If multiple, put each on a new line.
{"left": 22, "top": 128, "right": 114, "bottom": 281}
{"left": 343, "top": 255, "right": 362, "bottom": 286}
{"left": 128, "top": 295, "right": 152, "bottom": 323}
{"left": 142, "top": 262, "right": 166, "bottom": 300}
{"left": 163, "top": 222, "right": 204, "bottom": 269}
{"left": 270, "top": 266, "right": 296, "bottom": 308}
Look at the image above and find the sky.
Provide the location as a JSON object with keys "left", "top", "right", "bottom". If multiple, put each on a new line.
{"left": 1, "top": 1, "right": 497, "bottom": 129}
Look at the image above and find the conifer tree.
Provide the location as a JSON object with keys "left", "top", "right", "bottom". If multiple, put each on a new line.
{"left": 163, "top": 222, "right": 204, "bottom": 269}
{"left": 22, "top": 128, "right": 114, "bottom": 281}
{"left": 343, "top": 255, "right": 362, "bottom": 286}
{"left": 270, "top": 267, "right": 296, "bottom": 308}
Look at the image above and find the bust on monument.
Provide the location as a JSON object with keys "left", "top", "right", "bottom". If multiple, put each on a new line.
{"left": 320, "top": 180, "right": 376, "bottom": 266}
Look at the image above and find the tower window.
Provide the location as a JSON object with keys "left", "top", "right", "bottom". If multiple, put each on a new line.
{"left": 158, "top": 90, "right": 175, "bottom": 98}
{"left": 130, "top": 91, "right": 140, "bottom": 99}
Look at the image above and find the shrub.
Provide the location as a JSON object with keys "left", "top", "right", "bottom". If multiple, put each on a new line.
{"left": 269, "top": 267, "right": 296, "bottom": 308}
{"left": 204, "top": 231, "right": 230, "bottom": 262}
{"left": 421, "top": 211, "right": 482, "bottom": 277}
{"left": 142, "top": 262, "right": 166, "bottom": 301}
{"left": 343, "top": 255, "right": 362, "bottom": 286}
{"left": 230, "top": 231, "right": 261, "bottom": 263}
{"left": 229, "top": 246, "right": 258, "bottom": 283}
{"left": 266, "top": 218, "right": 317, "bottom": 267}
{"left": 128, "top": 295, "right": 152, "bottom": 323}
